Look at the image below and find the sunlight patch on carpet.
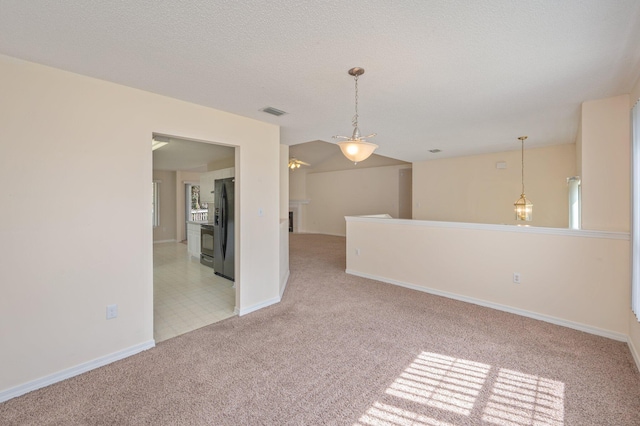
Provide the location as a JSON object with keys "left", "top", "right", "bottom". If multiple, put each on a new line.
{"left": 482, "top": 368, "right": 565, "bottom": 426}
{"left": 356, "top": 401, "right": 456, "bottom": 426}
{"left": 385, "top": 352, "right": 491, "bottom": 416}
{"left": 355, "top": 352, "right": 565, "bottom": 426}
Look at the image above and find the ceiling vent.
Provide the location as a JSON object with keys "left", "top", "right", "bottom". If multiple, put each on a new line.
{"left": 429, "top": 149, "right": 442, "bottom": 153}
{"left": 260, "top": 106, "right": 287, "bottom": 117}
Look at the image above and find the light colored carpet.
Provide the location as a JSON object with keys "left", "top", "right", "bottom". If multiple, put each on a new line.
{"left": 1, "top": 233, "right": 639, "bottom": 425}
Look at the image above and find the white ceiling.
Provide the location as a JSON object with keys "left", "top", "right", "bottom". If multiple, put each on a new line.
{"left": 1, "top": 1, "right": 639, "bottom": 163}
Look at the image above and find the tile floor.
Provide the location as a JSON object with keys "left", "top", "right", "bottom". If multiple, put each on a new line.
{"left": 153, "top": 241, "right": 236, "bottom": 343}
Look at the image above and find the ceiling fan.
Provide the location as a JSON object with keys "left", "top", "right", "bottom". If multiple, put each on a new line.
{"left": 288, "top": 158, "right": 310, "bottom": 170}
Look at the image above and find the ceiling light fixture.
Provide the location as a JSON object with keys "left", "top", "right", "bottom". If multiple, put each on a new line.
{"left": 152, "top": 135, "right": 170, "bottom": 151}
{"left": 333, "top": 67, "right": 378, "bottom": 164}
{"left": 288, "top": 158, "right": 310, "bottom": 170}
{"left": 514, "top": 136, "right": 533, "bottom": 221}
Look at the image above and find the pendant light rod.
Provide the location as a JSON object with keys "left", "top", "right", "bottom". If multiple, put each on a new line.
{"left": 519, "top": 135, "right": 527, "bottom": 196}
{"left": 349, "top": 67, "right": 364, "bottom": 132}
{"left": 514, "top": 135, "right": 533, "bottom": 221}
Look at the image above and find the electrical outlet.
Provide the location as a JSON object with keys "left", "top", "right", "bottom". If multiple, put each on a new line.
{"left": 106, "top": 304, "right": 118, "bottom": 320}
{"left": 513, "top": 273, "right": 521, "bottom": 284}
{"left": 355, "top": 248, "right": 361, "bottom": 256}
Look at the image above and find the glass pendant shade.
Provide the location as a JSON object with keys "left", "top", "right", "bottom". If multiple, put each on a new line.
{"left": 338, "top": 139, "right": 379, "bottom": 164}
{"left": 514, "top": 194, "right": 533, "bottom": 221}
{"left": 333, "top": 67, "right": 378, "bottom": 164}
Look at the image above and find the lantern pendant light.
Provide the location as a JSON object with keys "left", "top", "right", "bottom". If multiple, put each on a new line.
{"left": 514, "top": 136, "right": 533, "bottom": 221}
{"left": 333, "top": 67, "right": 378, "bottom": 164}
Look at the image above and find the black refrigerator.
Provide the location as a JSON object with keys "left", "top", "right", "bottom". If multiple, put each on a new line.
{"left": 213, "top": 177, "right": 235, "bottom": 281}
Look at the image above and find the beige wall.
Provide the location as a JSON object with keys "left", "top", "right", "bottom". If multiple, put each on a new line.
{"left": 0, "top": 55, "right": 281, "bottom": 397}
{"left": 346, "top": 218, "right": 630, "bottom": 338}
{"left": 280, "top": 145, "right": 289, "bottom": 220}
{"left": 413, "top": 144, "right": 576, "bottom": 228}
{"left": 304, "top": 165, "right": 410, "bottom": 236}
{"left": 575, "top": 118, "right": 583, "bottom": 177}
{"left": 398, "top": 168, "right": 413, "bottom": 219}
{"left": 581, "top": 94, "right": 630, "bottom": 232}
{"left": 289, "top": 169, "right": 307, "bottom": 201}
{"left": 152, "top": 170, "right": 177, "bottom": 242}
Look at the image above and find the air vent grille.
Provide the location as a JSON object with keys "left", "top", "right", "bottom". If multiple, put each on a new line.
{"left": 261, "top": 106, "right": 287, "bottom": 117}
{"left": 429, "top": 149, "right": 442, "bottom": 153}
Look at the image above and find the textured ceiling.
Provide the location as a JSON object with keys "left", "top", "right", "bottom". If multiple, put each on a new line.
{"left": 1, "top": 1, "right": 639, "bottom": 162}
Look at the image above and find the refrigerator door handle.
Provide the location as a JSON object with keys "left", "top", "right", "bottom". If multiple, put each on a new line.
{"left": 221, "top": 184, "right": 227, "bottom": 258}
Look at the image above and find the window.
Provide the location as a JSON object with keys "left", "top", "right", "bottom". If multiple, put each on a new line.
{"left": 185, "top": 183, "right": 208, "bottom": 222}
{"left": 152, "top": 181, "right": 160, "bottom": 228}
{"left": 567, "top": 176, "right": 581, "bottom": 230}
{"left": 632, "top": 101, "right": 640, "bottom": 320}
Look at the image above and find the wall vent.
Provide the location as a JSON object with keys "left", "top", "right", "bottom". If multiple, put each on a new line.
{"left": 260, "top": 106, "right": 287, "bottom": 117}
{"left": 429, "top": 149, "right": 442, "bottom": 153}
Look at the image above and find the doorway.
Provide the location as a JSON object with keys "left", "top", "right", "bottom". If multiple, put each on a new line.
{"left": 152, "top": 134, "right": 237, "bottom": 342}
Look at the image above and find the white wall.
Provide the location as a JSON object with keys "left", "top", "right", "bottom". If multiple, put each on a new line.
{"left": 304, "top": 164, "right": 410, "bottom": 236}
{"left": 412, "top": 144, "right": 576, "bottom": 228}
{"left": 346, "top": 218, "right": 630, "bottom": 339}
{"left": 152, "top": 170, "right": 177, "bottom": 242}
{"left": 0, "top": 55, "right": 281, "bottom": 399}
{"left": 279, "top": 145, "right": 290, "bottom": 296}
{"left": 629, "top": 76, "right": 640, "bottom": 367}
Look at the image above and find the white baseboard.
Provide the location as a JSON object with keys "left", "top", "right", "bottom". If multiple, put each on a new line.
{"left": 153, "top": 239, "right": 177, "bottom": 244}
{"left": 629, "top": 336, "right": 640, "bottom": 373}
{"left": 280, "top": 270, "right": 290, "bottom": 299}
{"left": 0, "top": 340, "right": 155, "bottom": 403}
{"left": 346, "top": 269, "right": 628, "bottom": 342}
{"left": 238, "top": 296, "right": 281, "bottom": 316}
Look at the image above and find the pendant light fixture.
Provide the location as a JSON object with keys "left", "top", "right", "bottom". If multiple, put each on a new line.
{"left": 514, "top": 136, "right": 533, "bottom": 221}
{"left": 333, "top": 67, "right": 378, "bottom": 164}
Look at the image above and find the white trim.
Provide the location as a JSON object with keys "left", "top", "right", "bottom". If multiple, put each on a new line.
{"left": 0, "top": 340, "right": 155, "bottom": 403}
{"left": 632, "top": 101, "right": 640, "bottom": 319}
{"left": 629, "top": 336, "right": 640, "bottom": 373}
{"left": 280, "top": 270, "right": 290, "bottom": 299}
{"left": 346, "top": 269, "right": 628, "bottom": 342}
{"left": 153, "top": 239, "right": 177, "bottom": 244}
{"left": 237, "top": 296, "right": 281, "bottom": 316}
{"left": 345, "top": 216, "right": 630, "bottom": 240}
